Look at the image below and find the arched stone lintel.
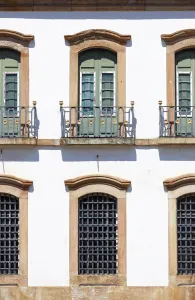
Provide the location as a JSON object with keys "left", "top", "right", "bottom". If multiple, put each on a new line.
{"left": 161, "top": 29, "right": 195, "bottom": 45}
{"left": 0, "top": 30, "right": 34, "bottom": 45}
{"left": 65, "top": 29, "right": 131, "bottom": 46}
{"left": 65, "top": 174, "right": 131, "bottom": 191}
{"left": 0, "top": 174, "right": 33, "bottom": 191}
{"left": 164, "top": 173, "right": 195, "bottom": 191}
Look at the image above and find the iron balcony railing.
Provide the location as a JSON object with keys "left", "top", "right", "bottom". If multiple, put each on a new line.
{"left": 60, "top": 102, "right": 135, "bottom": 138}
{"left": 159, "top": 102, "right": 195, "bottom": 137}
{"left": 0, "top": 102, "right": 38, "bottom": 138}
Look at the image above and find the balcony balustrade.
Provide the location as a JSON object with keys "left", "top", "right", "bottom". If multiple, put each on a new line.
{"left": 159, "top": 103, "right": 195, "bottom": 137}
{"left": 0, "top": 103, "right": 37, "bottom": 138}
{"left": 60, "top": 103, "right": 135, "bottom": 139}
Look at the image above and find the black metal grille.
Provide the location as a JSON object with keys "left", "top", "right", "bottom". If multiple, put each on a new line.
{"left": 78, "top": 193, "right": 117, "bottom": 275}
{"left": 0, "top": 194, "right": 19, "bottom": 275}
{"left": 177, "top": 194, "right": 195, "bottom": 275}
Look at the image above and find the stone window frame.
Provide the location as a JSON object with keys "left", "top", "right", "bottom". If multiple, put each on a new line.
{"left": 161, "top": 29, "right": 195, "bottom": 108}
{"left": 64, "top": 29, "right": 131, "bottom": 110}
{"left": 0, "top": 174, "right": 32, "bottom": 286}
{"left": 164, "top": 173, "right": 195, "bottom": 286}
{"left": 0, "top": 30, "right": 34, "bottom": 108}
{"left": 65, "top": 174, "right": 131, "bottom": 286}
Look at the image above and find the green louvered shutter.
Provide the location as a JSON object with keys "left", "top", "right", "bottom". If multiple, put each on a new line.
{"left": 176, "top": 50, "right": 195, "bottom": 135}
{"left": 5, "top": 73, "right": 18, "bottom": 113}
{"left": 99, "top": 50, "right": 117, "bottom": 135}
{"left": 0, "top": 49, "right": 20, "bottom": 136}
{"left": 78, "top": 49, "right": 117, "bottom": 136}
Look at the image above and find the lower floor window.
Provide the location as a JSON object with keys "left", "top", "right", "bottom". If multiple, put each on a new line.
{"left": 0, "top": 193, "right": 19, "bottom": 275}
{"left": 78, "top": 193, "right": 118, "bottom": 275}
{"left": 177, "top": 194, "right": 195, "bottom": 275}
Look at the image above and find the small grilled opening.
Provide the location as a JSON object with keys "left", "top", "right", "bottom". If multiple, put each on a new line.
{"left": 78, "top": 193, "right": 118, "bottom": 275}
{"left": 0, "top": 194, "right": 19, "bottom": 275}
{"left": 177, "top": 194, "right": 195, "bottom": 275}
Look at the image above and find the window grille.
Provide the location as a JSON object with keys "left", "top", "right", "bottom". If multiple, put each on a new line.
{"left": 0, "top": 194, "right": 19, "bottom": 275}
{"left": 78, "top": 193, "right": 118, "bottom": 275}
{"left": 177, "top": 194, "right": 195, "bottom": 274}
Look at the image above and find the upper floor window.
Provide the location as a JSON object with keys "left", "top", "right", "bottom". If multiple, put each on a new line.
{"left": 63, "top": 29, "right": 134, "bottom": 139}
{"left": 160, "top": 30, "right": 195, "bottom": 137}
{"left": 79, "top": 49, "right": 117, "bottom": 116}
{"left": 0, "top": 49, "right": 20, "bottom": 115}
{"left": 0, "top": 30, "right": 36, "bottom": 138}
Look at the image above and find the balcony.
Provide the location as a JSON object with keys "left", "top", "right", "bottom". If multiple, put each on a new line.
{"left": 0, "top": 103, "right": 37, "bottom": 140}
{"left": 159, "top": 104, "right": 195, "bottom": 137}
{"left": 60, "top": 103, "right": 135, "bottom": 145}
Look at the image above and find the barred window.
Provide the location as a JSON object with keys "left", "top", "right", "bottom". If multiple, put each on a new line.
{"left": 78, "top": 193, "right": 118, "bottom": 275}
{"left": 0, "top": 194, "right": 19, "bottom": 275}
{"left": 177, "top": 194, "right": 195, "bottom": 275}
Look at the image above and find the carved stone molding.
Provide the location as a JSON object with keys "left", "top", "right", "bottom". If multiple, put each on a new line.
{"left": 65, "top": 174, "right": 131, "bottom": 190}
{"left": 65, "top": 29, "right": 131, "bottom": 46}
{"left": 0, "top": 30, "right": 34, "bottom": 45}
{"left": 161, "top": 29, "right": 195, "bottom": 45}
{"left": 0, "top": 174, "right": 33, "bottom": 191}
{"left": 164, "top": 174, "right": 195, "bottom": 191}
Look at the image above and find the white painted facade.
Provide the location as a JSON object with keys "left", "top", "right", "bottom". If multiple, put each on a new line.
{"left": 0, "top": 11, "right": 194, "bottom": 286}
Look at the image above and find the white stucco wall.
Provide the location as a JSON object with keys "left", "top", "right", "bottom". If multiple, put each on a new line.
{"left": 0, "top": 146, "right": 194, "bottom": 286}
{"left": 0, "top": 11, "right": 193, "bottom": 138}
{"left": 0, "top": 11, "right": 194, "bottom": 286}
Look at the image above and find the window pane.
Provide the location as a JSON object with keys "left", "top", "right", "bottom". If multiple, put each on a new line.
{"left": 81, "top": 73, "right": 94, "bottom": 115}
{"left": 178, "top": 73, "right": 191, "bottom": 113}
{"left": 101, "top": 73, "right": 114, "bottom": 112}
{"left": 177, "top": 194, "right": 195, "bottom": 275}
{"left": 5, "top": 73, "right": 18, "bottom": 115}
{"left": 0, "top": 194, "right": 19, "bottom": 275}
{"left": 78, "top": 193, "right": 118, "bottom": 275}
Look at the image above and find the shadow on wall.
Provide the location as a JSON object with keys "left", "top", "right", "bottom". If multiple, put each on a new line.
{"left": 0, "top": 148, "right": 39, "bottom": 162}
{"left": 159, "top": 147, "right": 195, "bottom": 161}
{"left": 61, "top": 146, "right": 137, "bottom": 162}
{"left": 1, "top": 11, "right": 195, "bottom": 20}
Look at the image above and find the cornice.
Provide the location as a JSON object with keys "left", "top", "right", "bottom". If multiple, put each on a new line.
{"left": 163, "top": 174, "right": 195, "bottom": 191}
{"left": 161, "top": 29, "right": 195, "bottom": 45}
{"left": 0, "top": 1, "right": 195, "bottom": 11}
{"left": 0, "top": 175, "right": 33, "bottom": 191}
{"left": 0, "top": 30, "right": 34, "bottom": 45}
{"left": 65, "top": 174, "right": 131, "bottom": 191}
{"left": 65, "top": 29, "right": 131, "bottom": 46}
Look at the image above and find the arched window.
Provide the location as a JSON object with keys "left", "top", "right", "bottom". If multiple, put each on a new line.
{"left": 0, "top": 174, "right": 32, "bottom": 286}
{"left": 161, "top": 30, "right": 195, "bottom": 137}
{"left": 164, "top": 173, "right": 195, "bottom": 285}
{"left": 0, "top": 193, "right": 19, "bottom": 275}
{"left": 65, "top": 174, "right": 130, "bottom": 286}
{"left": 78, "top": 193, "right": 117, "bottom": 275}
{"left": 177, "top": 194, "right": 195, "bottom": 275}
{"left": 64, "top": 29, "right": 131, "bottom": 139}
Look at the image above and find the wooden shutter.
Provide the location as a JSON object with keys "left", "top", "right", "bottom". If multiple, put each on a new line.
{"left": 176, "top": 50, "right": 195, "bottom": 110}
{"left": 79, "top": 50, "right": 96, "bottom": 115}
{"left": 176, "top": 50, "right": 195, "bottom": 135}
{"left": 2, "top": 50, "right": 20, "bottom": 110}
{"left": 99, "top": 50, "right": 117, "bottom": 110}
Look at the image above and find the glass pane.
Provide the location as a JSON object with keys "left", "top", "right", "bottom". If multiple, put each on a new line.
{"left": 102, "top": 73, "right": 114, "bottom": 114}
{"left": 178, "top": 73, "right": 191, "bottom": 114}
{"left": 81, "top": 73, "right": 94, "bottom": 115}
{"left": 5, "top": 73, "right": 18, "bottom": 115}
